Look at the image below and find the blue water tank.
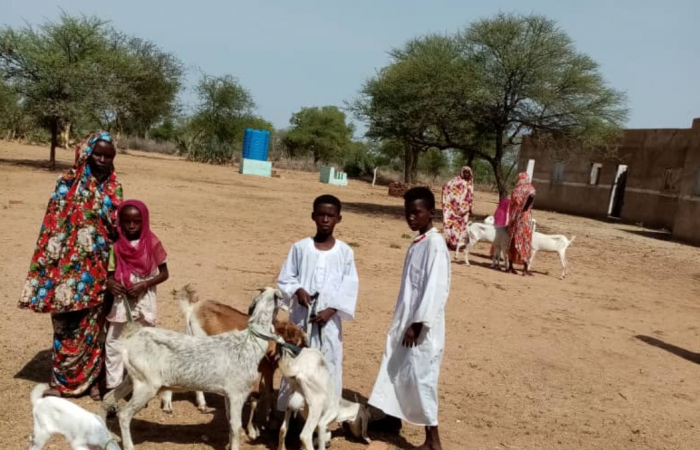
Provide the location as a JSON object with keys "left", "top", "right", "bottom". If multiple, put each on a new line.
{"left": 242, "top": 128, "right": 270, "bottom": 161}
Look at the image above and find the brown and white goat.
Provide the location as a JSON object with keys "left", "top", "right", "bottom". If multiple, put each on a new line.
{"left": 161, "top": 285, "right": 306, "bottom": 439}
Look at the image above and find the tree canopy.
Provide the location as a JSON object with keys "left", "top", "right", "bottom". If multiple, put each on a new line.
{"left": 354, "top": 13, "right": 628, "bottom": 194}
{"left": 283, "top": 106, "right": 354, "bottom": 164}
{"left": 0, "top": 13, "right": 183, "bottom": 168}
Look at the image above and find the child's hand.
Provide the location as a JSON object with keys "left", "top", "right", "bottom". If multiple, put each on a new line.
{"left": 295, "top": 288, "right": 313, "bottom": 307}
{"left": 402, "top": 323, "right": 424, "bottom": 348}
{"left": 127, "top": 282, "right": 149, "bottom": 299}
{"left": 311, "top": 308, "right": 337, "bottom": 326}
{"left": 106, "top": 278, "right": 127, "bottom": 298}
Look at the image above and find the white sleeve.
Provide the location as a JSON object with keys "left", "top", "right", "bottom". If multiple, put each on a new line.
{"left": 277, "top": 244, "right": 301, "bottom": 304}
{"left": 326, "top": 250, "right": 359, "bottom": 321}
{"left": 410, "top": 242, "right": 450, "bottom": 329}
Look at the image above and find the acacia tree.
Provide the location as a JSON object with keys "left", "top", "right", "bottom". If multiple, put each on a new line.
{"left": 191, "top": 74, "right": 255, "bottom": 143}
{"left": 0, "top": 14, "right": 111, "bottom": 168}
{"left": 355, "top": 13, "right": 628, "bottom": 195}
{"left": 176, "top": 73, "right": 273, "bottom": 164}
{"left": 0, "top": 79, "right": 30, "bottom": 140}
{"left": 283, "top": 106, "right": 354, "bottom": 164}
{"left": 0, "top": 13, "right": 184, "bottom": 166}
{"left": 353, "top": 35, "right": 471, "bottom": 183}
{"left": 97, "top": 34, "right": 183, "bottom": 139}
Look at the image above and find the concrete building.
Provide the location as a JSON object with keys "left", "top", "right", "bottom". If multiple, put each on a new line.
{"left": 518, "top": 118, "right": 700, "bottom": 245}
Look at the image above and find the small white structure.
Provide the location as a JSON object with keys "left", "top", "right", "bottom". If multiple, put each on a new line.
{"left": 320, "top": 166, "right": 348, "bottom": 186}
{"left": 240, "top": 158, "right": 272, "bottom": 177}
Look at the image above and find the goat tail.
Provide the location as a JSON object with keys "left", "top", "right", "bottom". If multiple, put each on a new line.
{"left": 119, "top": 321, "right": 142, "bottom": 341}
{"left": 569, "top": 235, "right": 577, "bottom": 245}
{"left": 30, "top": 383, "right": 49, "bottom": 404}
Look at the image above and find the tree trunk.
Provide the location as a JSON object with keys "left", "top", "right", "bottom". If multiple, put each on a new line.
{"left": 61, "top": 122, "right": 71, "bottom": 149}
{"left": 492, "top": 131, "right": 507, "bottom": 198}
{"left": 403, "top": 143, "right": 420, "bottom": 184}
{"left": 49, "top": 120, "right": 58, "bottom": 171}
{"left": 372, "top": 167, "right": 378, "bottom": 187}
{"left": 467, "top": 150, "right": 475, "bottom": 167}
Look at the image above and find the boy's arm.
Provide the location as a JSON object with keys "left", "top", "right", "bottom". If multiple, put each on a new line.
{"left": 409, "top": 242, "right": 450, "bottom": 330}
{"left": 325, "top": 250, "right": 359, "bottom": 321}
{"left": 403, "top": 242, "right": 450, "bottom": 347}
{"left": 277, "top": 244, "right": 303, "bottom": 306}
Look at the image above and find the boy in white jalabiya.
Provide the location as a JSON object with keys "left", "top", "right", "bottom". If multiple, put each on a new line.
{"left": 369, "top": 187, "right": 450, "bottom": 450}
{"left": 277, "top": 194, "right": 360, "bottom": 411}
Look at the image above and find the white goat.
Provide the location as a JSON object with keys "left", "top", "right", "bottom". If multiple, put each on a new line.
{"left": 101, "top": 287, "right": 284, "bottom": 450}
{"left": 530, "top": 232, "right": 576, "bottom": 279}
{"left": 29, "top": 383, "right": 120, "bottom": 450}
{"left": 160, "top": 285, "right": 305, "bottom": 440}
{"left": 277, "top": 348, "right": 371, "bottom": 450}
{"left": 456, "top": 221, "right": 510, "bottom": 269}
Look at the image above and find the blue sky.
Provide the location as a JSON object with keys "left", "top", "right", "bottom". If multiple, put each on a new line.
{"left": 4, "top": 0, "right": 699, "bottom": 132}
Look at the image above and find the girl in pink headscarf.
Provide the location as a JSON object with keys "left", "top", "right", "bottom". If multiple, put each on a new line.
{"left": 104, "top": 200, "right": 169, "bottom": 390}
{"left": 441, "top": 166, "right": 474, "bottom": 250}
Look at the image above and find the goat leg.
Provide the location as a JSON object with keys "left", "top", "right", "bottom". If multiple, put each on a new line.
{"left": 160, "top": 390, "right": 173, "bottom": 414}
{"left": 300, "top": 403, "right": 323, "bottom": 450}
{"left": 100, "top": 377, "right": 133, "bottom": 421}
{"left": 118, "top": 381, "right": 158, "bottom": 450}
{"left": 277, "top": 408, "right": 292, "bottom": 450}
{"left": 559, "top": 250, "right": 567, "bottom": 280}
{"left": 246, "top": 393, "right": 259, "bottom": 440}
{"left": 224, "top": 393, "right": 244, "bottom": 450}
{"left": 195, "top": 391, "right": 211, "bottom": 413}
{"left": 28, "top": 429, "right": 50, "bottom": 450}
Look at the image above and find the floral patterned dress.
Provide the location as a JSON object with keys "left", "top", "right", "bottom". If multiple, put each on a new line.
{"left": 18, "top": 131, "right": 122, "bottom": 396}
{"left": 508, "top": 173, "right": 536, "bottom": 265}
{"left": 441, "top": 167, "right": 474, "bottom": 248}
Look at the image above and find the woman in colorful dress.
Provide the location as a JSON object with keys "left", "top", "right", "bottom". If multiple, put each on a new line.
{"left": 18, "top": 131, "right": 123, "bottom": 399}
{"left": 441, "top": 166, "right": 474, "bottom": 251}
{"left": 507, "top": 172, "right": 536, "bottom": 276}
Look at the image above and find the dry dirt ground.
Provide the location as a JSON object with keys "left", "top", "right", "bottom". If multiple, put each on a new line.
{"left": 1, "top": 142, "right": 700, "bottom": 450}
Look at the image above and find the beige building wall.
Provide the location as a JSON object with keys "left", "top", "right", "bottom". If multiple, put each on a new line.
{"left": 518, "top": 118, "right": 700, "bottom": 245}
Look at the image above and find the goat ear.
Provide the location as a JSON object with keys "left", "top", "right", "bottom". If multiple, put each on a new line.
{"left": 274, "top": 289, "right": 284, "bottom": 299}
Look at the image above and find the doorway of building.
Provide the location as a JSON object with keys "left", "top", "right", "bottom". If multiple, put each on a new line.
{"left": 608, "top": 164, "right": 629, "bottom": 218}
{"left": 526, "top": 159, "right": 535, "bottom": 181}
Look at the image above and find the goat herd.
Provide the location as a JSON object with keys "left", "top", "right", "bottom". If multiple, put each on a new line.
{"left": 27, "top": 219, "right": 576, "bottom": 450}
{"left": 28, "top": 286, "right": 370, "bottom": 450}
{"left": 456, "top": 215, "right": 576, "bottom": 279}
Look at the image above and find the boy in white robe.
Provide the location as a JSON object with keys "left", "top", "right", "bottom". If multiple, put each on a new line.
{"left": 368, "top": 187, "right": 450, "bottom": 450}
{"left": 277, "top": 194, "right": 360, "bottom": 411}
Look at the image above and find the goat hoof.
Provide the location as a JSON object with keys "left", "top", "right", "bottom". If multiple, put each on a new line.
{"left": 199, "top": 406, "right": 215, "bottom": 414}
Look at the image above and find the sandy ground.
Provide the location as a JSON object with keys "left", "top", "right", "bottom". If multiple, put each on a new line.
{"left": 1, "top": 141, "right": 699, "bottom": 450}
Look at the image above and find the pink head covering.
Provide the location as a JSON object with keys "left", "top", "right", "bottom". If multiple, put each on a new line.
{"left": 113, "top": 200, "right": 167, "bottom": 287}
{"left": 493, "top": 198, "right": 510, "bottom": 226}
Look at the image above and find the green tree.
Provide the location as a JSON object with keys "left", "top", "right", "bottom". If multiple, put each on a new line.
{"left": 283, "top": 106, "right": 354, "bottom": 164}
{"left": 0, "top": 79, "right": 31, "bottom": 140}
{"left": 97, "top": 34, "right": 183, "bottom": 139}
{"left": 178, "top": 74, "right": 271, "bottom": 164}
{"left": 419, "top": 147, "right": 448, "bottom": 182}
{"left": 0, "top": 13, "right": 112, "bottom": 168}
{"left": 353, "top": 35, "right": 471, "bottom": 183}
{"left": 355, "top": 13, "right": 628, "bottom": 195}
{"left": 191, "top": 74, "right": 255, "bottom": 144}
